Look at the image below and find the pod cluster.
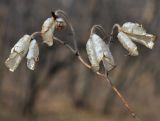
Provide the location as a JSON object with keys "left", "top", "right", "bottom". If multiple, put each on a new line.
{"left": 117, "top": 22, "right": 156, "bottom": 56}
{"left": 5, "top": 19, "right": 156, "bottom": 72}
{"left": 86, "top": 22, "right": 156, "bottom": 72}
{"left": 5, "top": 14, "right": 66, "bottom": 72}
{"left": 5, "top": 35, "right": 39, "bottom": 72}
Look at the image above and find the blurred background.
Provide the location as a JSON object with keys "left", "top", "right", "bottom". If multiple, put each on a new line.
{"left": 0, "top": 0, "right": 160, "bottom": 121}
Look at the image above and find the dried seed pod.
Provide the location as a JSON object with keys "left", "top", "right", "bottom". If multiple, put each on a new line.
{"left": 127, "top": 34, "right": 155, "bottom": 49}
{"left": 86, "top": 34, "right": 115, "bottom": 72}
{"left": 101, "top": 43, "right": 115, "bottom": 72}
{"left": 86, "top": 36, "right": 99, "bottom": 72}
{"left": 26, "top": 39, "right": 39, "bottom": 70}
{"left": 5, "top": 35, "right": 31, "bottom": 72}
{"left": 55, "top": 18, "right": 66, "bottom": 31}
{"left": 121, "top": 22, "right": 156, "bottom": 49}
{"left": 121, "top": 22, "right": 146, "bottom": 35}
{"left": 117, "top": 32, "right": 139, "bottom": 56}
{"left": 41, "top": 17, "right": 56, "bottom": 46}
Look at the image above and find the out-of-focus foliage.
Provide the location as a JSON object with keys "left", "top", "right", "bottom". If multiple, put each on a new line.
{"left": 0, "top": 0, "right": 160, "bottom": 121}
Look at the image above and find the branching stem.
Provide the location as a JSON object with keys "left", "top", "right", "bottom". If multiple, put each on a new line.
{"left": 53, "top": 17, "right": 141, "bottom": 121}
{"left": 25, "top": 10, "right": 141, "bottom": 121}
{"left": 55, "top": 36, "right": 140, "bottom": 121}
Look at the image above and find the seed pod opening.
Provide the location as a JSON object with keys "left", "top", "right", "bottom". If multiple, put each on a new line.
{"left": 5, "top": 35, "right": 31, "bottom": 72}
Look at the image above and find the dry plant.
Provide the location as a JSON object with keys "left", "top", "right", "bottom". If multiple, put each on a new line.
{"left": 4, "top": 9, "right": 157, "bottom": 121}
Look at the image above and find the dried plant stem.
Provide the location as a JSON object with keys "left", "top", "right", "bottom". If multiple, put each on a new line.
{"left": 91, "top": 25, "right": 106, "bottom": 36}
{"left": 53, "top": 36, "right": 76, "bottom": 54}
{"left": 104, "top": 73, "right": 140, "bottom": 121}
{"left": 78, "top": 55, "right": 91, "bottom": 69}
{"left": 31, "top": 32, "right": 41, "bottom": 39}
{"left": 52, "top": 12, "right": 141, "bottom": 120}
{"left": 55, "top": 10, "right": 78, "bottom": 52}
{"left": 109, "top": 24, "right": 121, "bottom": 44}
{"left": 54, "top": 34, "right": 141, "bottom": 121}
{"left": 14, "top": 21, "right": 140, "bottom": 121}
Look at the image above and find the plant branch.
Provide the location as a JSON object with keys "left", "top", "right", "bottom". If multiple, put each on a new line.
{"left": 108, "top": 24, "right": 121, "bottom": 44}
{"left": 53, "top": 14, "right": 140, "bottom": 121}
{"left": 91, "top": 25, "right": 106, "bottom": 37}
{"left": 55, "top": 10, "right": 78, "bottom": 52}
{"left": 31, "top": 32, "right": 41, "bottom": 39}
{"left": 53, "top": 36, "right": 76, "bottom": 54}
{"left": 104, "top": 72, "right": 140, "bottom": 121}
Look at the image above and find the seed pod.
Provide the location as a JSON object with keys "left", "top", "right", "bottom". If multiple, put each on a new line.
{"left": 5, "top": 35, "right": 31, "bottom": 72}
{"left": 55, "top": 18, "right": 66, "bottom": 31}
{"left": 41, "top": 17, "right": 56, "bottom": 46}
{"left": 26, "top": 39, "right": 39, "bottom": 70}
{"left": 121, "top": 22, "right": 156, "bottom": 49}
{"left": 101, "top": 43, "right": 115, "bottom": 71}
{"left": 127, "top": 34, "right": 155, "bottom": 49}
{"left": 86, "top": 36, "right": 99, "bottom": 72}
{"left": 121, "top": 22, "right": 146, "bottom": 35}
{"left": 117, "top": 32, "right": 139, "bottom": 56}
{"left": 86, "top": 34, "right": 115, "bottom": 72}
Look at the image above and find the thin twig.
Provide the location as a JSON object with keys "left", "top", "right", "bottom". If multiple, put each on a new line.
{"left": 104, "top": 72, "right": 140, "bottom": 121}
{"left": 77, "top": 55, "right": 91, "bottom": 69}
{"left": 91, "top": 25, "right": 112, "bottom": 43}
{"left": 53, "top": 36, "right": 76, "bottom": 54}
{"left": 31, "top": 31, "right": 41, "bottom": 39}
{"left": 55, "top": 10, "right": 78, "bottom": 52}
{"left": 108, "top": 24, "right": 121, "bottom": 45}
{"left": 91, "top": 25, "right": 106, "bottom": 37}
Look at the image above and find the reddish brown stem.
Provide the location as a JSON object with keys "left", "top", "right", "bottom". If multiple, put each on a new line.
{"left": 104, "top": 75, "right": 140, "bottom": 121}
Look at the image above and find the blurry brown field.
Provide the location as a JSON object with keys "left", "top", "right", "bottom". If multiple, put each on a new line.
{"left": 0, "top": 0, "right": 160, "bottom": 121}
